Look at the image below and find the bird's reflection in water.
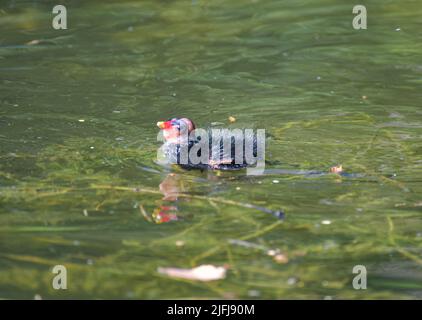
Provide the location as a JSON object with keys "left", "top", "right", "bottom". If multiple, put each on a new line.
{"left": 142, "top": 171, "right": 222, "bottom": 224}
{"left": 142, "top": 173, "right": 189, "bottom": 224}
{"left": 152, "top": 173, "right": 183, "bottom": 223}
{"left": 159, "top": 173, "right": 185, "bottom": 201}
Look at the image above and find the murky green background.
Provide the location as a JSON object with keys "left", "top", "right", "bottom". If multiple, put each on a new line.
{"left": 1, "top": 0, "right": 421, "bottom": 299}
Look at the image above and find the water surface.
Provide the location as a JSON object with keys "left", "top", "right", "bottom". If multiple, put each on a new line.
{"left": 1, "top": 0, "right": 422, "bottom": 299}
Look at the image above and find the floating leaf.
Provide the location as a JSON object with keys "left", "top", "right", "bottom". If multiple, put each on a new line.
{"left": 157, "top": 264, "right": 227, "bottom": 281}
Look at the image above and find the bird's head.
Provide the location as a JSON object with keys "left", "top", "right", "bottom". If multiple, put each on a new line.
{"left": 156, "top": 118, "right": 196, "bottom": 143}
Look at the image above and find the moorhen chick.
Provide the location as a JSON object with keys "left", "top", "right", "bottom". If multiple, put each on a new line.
{"left": 156, "top": 117, "right": 259, "bottom": 171}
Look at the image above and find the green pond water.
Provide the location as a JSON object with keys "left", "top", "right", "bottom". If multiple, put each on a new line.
{"left": 1, "top": 0, "right": 422, "bottom": 299}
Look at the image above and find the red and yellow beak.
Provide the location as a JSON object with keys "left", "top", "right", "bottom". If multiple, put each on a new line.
{"left": 157, "top": 121, "right": 165, "bottom": 129}
{"left": 156, "top": 121, "right": 172, "bottom": 130}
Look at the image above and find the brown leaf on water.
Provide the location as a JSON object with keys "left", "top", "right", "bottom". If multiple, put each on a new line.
{"left": 158, "top": 264, "right": 227, "bottom": 281}
{"left": 27, "top": 39, "right": 41, "bottom": 45}
{"left": 273, "top": 253, "right": 289, "bottom": 264}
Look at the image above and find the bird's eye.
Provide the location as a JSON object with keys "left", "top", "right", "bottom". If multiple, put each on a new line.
{"left": 171, "top": 120, "right": 180, "bottom": 128}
